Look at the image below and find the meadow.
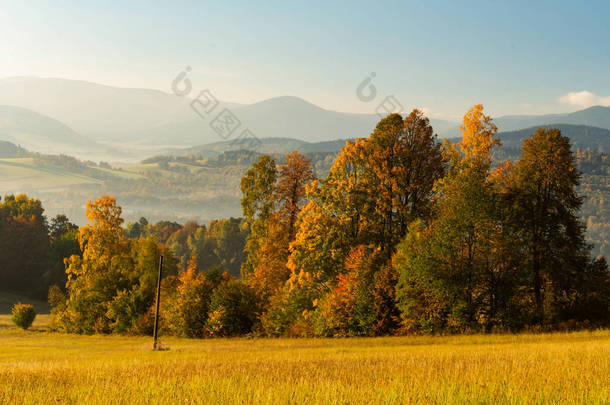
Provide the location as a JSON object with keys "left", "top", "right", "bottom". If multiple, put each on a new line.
{"left": 0, "top": 315, "right": 608, "bottom": 404}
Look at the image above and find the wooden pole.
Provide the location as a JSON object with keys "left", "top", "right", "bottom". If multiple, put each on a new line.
{"left": 153, "top": 254, "right": 164, "bottom": 350}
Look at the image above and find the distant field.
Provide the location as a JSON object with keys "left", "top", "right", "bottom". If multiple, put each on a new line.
{"left": 0, "top": 158, "right": 101, "bottom": 190}
{"left": 0, "top": 325, "right": 608, "bottom": 404}
{"left": 0, "top": 292, "right": 49, "bottom": 315}
{"left": 0, "top": 158, "right": 146, "bottom": 193}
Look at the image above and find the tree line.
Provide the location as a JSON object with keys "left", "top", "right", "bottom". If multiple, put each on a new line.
{"left": 5, "top": 104, "right": 609, "bottom": 336}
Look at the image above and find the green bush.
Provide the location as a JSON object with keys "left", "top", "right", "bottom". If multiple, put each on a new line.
{"left": 206, "top": 279, "right": 259, "bottom": 336}
{"left": 261, "top": 274, "right": 320, "bottom": 337}
{"left": 12, "top": 303, "right": 37, "bottom": 330}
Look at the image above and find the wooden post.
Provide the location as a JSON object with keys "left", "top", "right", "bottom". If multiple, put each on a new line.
{"left": 153, "top": 254, "right": 164, "bottom": 350}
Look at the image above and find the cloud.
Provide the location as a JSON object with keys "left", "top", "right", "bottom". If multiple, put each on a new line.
{"left": 420, "top": 107, "right": 460, "bottom": 122}
{"left": 557, "top": 91, "right": 610, "bottom": 109}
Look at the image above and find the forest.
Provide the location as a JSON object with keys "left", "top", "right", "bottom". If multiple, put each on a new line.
{"left": 2, "top": 105, "right": 609, "bottom": 337}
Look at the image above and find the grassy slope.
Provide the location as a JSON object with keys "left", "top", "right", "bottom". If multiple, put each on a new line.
{"left": 0, "top": 158, "right": 100, "bottom": 190}
{"left": 0, "top": 158, "right": 145, "bottom": 192}
{"left": 0, "top": 326, "right": 608, "bottom": 404}
{"left": 0, "top": 292, "right": 49, "bottom": 314}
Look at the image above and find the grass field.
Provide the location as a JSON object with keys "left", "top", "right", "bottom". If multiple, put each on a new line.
{"left": 0, "top": 316, "right": 608, "bottom": 404}
{"left": 0, "top": 158, "right": 102, "bottom": 190}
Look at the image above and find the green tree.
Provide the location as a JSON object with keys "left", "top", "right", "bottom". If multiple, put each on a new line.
{"left": 0, "top": 194, "right": 49, "bottom": 296}
{"left": 395, "top": 105, "right": 508, "bottom": 332}
{"left": 506, "top": 128, "right": 591, "bottom": 325}
{"left": 240, "top": 155, "right": 277, "bottom": 277}
{"left": 206, "top": 279, "right": 259, "bottom": 336}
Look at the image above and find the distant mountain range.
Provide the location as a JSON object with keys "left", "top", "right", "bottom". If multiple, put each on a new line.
{"left": 498, "top": 124, "right": 610, "bottom": 152}
{"left": 0, "top": 77, "right": 453, "bottom": 156}
{"left": 1, "top": 77, "right": 610, "bottom": 161}
{"left": 169, "top": 137, "right": 353, "bottom": 159}
{"left": 0, "top": 105, "right": 102, "bottom": 156}
{"left": 440, "top": 106, "right": 610, "bottom": 138}
{"left": 172, "top": 124, "right": 610, "bottom": 159}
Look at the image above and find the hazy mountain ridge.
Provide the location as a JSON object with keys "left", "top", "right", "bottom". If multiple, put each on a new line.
{"left": 440, "top": 106, "right": 610, "bottom": 138}
{"left": 2, "top": 77, "right": 610, "bottom": 163}
{"left": 0, "top": 77, "right": 454, "bottom": 152}
{"left": 498, "top": 124, "right": 610, "bottom": 152}
{"left": 170, "top": 124, "right": 610, "bottom": 160}
{"left": 0, "top": 105, "right": 101, "bottom": 155}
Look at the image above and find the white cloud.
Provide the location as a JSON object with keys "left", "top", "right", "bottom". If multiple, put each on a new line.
{"left": 420, "top": 107, "right": 460, "bottom": 122}
{"left": 557, "top": 90, "right": 610, "bottom": 109}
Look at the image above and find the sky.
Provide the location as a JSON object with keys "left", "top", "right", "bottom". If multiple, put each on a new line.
{"left": 0, "top": 0, "right": 609, "bottom": 121}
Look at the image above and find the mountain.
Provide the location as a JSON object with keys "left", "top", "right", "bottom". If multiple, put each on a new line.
{"left": 0, "top": 77, "right": 203, "bottom": 141}
{"left": 496, "top": 106, "right": 610, "bottom": 132}
{"left": 0, "top": 140, "right": 28, "bottom": 158}
{"left": 172, "top": 124, "right": 610, "bottom": 161}
{"left": 498, "top": 124, "right": 610, "bottom": 152}
{"left": 441, "top": 106, "right": 610, "bottom": 138}
{"left": 0, "top": 77, "right": 455, "bottom": 149}
{"left": 0, "top": 105, "right": 103, "bottom": 156}
{"left": 170, "top": 137, "right": 350, "bottom": 159}
{"left": 231, "top": 96, "right": 454, "bottom": 143}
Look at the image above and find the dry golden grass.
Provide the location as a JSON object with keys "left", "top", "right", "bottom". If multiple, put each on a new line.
{"left": 0, "top": 315, "right": 608, "bottom": 404}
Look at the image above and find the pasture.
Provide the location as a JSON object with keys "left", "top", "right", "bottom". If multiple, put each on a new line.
{"left": 0, "top": 316, "right": 608, "bottom": 404}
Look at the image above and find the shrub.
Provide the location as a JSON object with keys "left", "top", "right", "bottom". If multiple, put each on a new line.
{"left": 206, "top": 279, "right": 260, "bottom": 336}
{"left": 12, "top": 303, "right": 37, "bottom": 330}
{"left": 261, "top": 272, "right": 320, "bottom": 337}
{"left": 164, "top": 266, "right": 216, "bottom": 337}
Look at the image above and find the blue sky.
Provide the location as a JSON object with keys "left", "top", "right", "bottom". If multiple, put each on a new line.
{"left": 1, "top": 0, "right": 609, "bottom": 120}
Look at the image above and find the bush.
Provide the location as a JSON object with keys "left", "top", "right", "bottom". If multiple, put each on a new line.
{"left": 164, "top": 267, "right": 217, "bottom": 337}
{"left": 206, "top": 279, "right": 259, "bottom": 336}
{"left": 12, "top": 303, "right": 37, "bottom": 330}
{"left": 261, "top": 272, "right": 320, "bottom": 337}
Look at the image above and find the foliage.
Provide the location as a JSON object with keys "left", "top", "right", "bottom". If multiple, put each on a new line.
{"left": 206, "top": 279, "right": 260, "bottom": 336}
{"left": 2, "top": 105, "right": 609, "bottom": 338}
{"left": 395, "top": 106, "right": 610, "bottom": 333}
{"left": 242, "top": 152, "right": 315, "bottom": 305}
{"left": 163, "top": 256, "right": 225, "bottom": 337}
{"left": 240, "top": 155, "right": 278, "bottom": 276}
{"left": 51, "top": 196, "right": 177, "bottom": 334}
{"left": 0, "top": 194, "right": 49, "bottom": 297}
{"left": 11, "top": 303, "right": 36, "bottom": 329}
{"left": 261, "top": 271, "right": 321, "bottom": 337}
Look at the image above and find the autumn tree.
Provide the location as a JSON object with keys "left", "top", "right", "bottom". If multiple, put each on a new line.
{"left": 366, "top": 110, "right": 447, "bottom": 256}
{"left": 164, "top": 254, "right": 219, "bottom": 337}
{"left": 289, "top": 110, "right": 446, "bottom": 283}
{"left": 276, "top": 151, "right": 316, "bottom": 241}
{"left": 242, "top": 152, "right": 315, "bottom": 302}
{"left": 395, "top": 105, "right": 512, "bottom": 332}
{"left": 280, "top": 110, "right": 447, "bottom": 335}
{"left": 52, "top": 196, "right": 176, "bottom": 334}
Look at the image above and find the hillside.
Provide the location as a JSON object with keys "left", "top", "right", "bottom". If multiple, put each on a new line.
{"left": 170, "top": 137, "right": 350, "bottom": 159}
{"left": 0, "top": 77, "right": 200, "bottom": 141}
{"left": 0, "top": 77, "right": 455, "bottom": 149}
{"left": 0, "top": 105, "right": 102, "bottom": 156}
{"left": 440, "top": 106, "right": 610, "bottom": 138}
{"left": 498, "top": 124, "right": 610, "bottom": 152}
{"left": 0, "top": 121, "right": 607, "bottom": 256}
{"left": 171, "top": 124, "right": 610, "bottom": 161}
{"left": 4, "top": 77, "right": 610, "bottom": 162}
